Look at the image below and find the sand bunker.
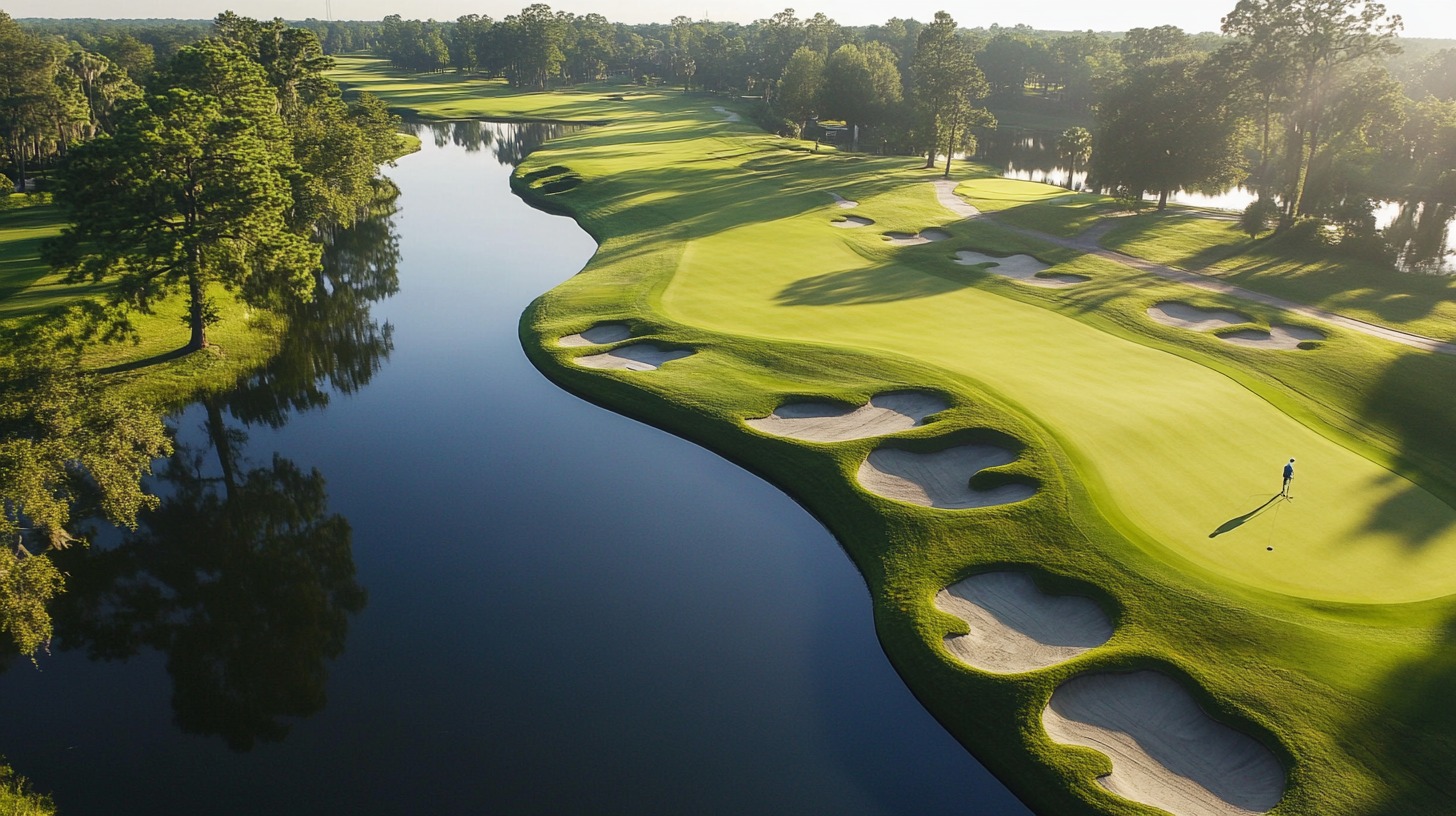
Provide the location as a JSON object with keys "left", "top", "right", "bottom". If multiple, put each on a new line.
{"left": 884, "top": 228, "right": 952, "bottom": 246}
{"left": 746, "top": 391, "right": 947, "bottom": 442}
{"left": 1149, "top": 303, "right": 1325, "bottom": 350}
{"left": 712, "top": 106, "right": 741, "bottom": 123}
{"left": 575, "top": 343, "right": 694, "bottom": 371}
{"left": 558, "top": 322, "right": 633, "bottom": 347}
{"left": 827, "top": 192, "right": 859, "bottom": 208}
{"left": 954, "top": 250, "right": 1089, "bottom": 287}
{"left": 831, "top": 215, "right": 874, "bottom": 228}
{"left": 935, "top": 571, "right": 1113, "bottom": 673}
{"left": 1043, "top": 671, "right": 1286, "bottom": 816}
{"left": 857, "top": 444, "right": 1035, "bottom": 509}
{"left": 1148, "top": 302, "right": 1251, "bottom": 331}
{"left": 1221, "top": 324, "right": 1325, "bottom": 350}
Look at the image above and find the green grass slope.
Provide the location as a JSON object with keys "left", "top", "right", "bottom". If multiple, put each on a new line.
{"left": 337, "top": 62, "right": 1456, "bottom": 815}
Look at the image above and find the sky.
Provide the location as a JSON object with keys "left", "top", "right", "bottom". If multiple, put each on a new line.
{"left": 5, "top": 0, "right": 1455, "bottom": 39}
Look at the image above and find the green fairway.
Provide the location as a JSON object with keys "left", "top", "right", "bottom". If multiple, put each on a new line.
{"left": 338, "top": 61, "right": 1456, "bottom": 815}
{"left": 662, "top": 186, "right": 1456, "bottom": 603}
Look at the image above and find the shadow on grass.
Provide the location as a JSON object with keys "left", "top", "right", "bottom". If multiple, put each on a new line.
{"left": 1209, "top": 494, "right": 1285, "bottom": 538}
{"left": 776, "top": 262, "right": 974, "bottom": 306}
{"left": 1337, "top": 611, "right": 1456, "bottom": 814}
{"left": 93, "top": 344, "right": 193, "bottom": 375}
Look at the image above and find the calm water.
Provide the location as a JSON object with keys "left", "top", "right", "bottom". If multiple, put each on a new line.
{"left": 0, "top": 123, "right": 1032, "bottom": 815}
{"left": 976, "top": 129, "right": 1455, "bottom": 273}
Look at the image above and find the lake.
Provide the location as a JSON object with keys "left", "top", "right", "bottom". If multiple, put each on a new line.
{"left": 0, "top": 121, "right": 1032, "bottom": 815}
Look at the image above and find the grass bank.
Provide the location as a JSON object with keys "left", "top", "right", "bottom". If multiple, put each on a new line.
{"left": 339, "top": 60, "right": 1456, "bottom": 815}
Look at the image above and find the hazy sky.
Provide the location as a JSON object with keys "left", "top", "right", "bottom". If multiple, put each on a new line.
{"left": 6, "top": 0, "right": 1454, "bottom": 39}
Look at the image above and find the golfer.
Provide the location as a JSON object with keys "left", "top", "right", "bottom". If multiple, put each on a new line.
{"left": 1281, "top": 458, "right": 1295, "bottom": 497}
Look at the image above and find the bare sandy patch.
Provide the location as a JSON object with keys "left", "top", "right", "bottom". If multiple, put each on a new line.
{"left": 558, "top": 322, "right": 632, "bottom": 347}
{"left": 954, "top": 250, "right": 1089, "bottom": 287}
{"left": 1043, "top": 670, "right": 1286, "bottom": 816}
{"left": 935, "top": 571, "right": 1112, "bottom": 673}
{"left": 575, "top": 343, "right": 694, "bottom": 371}
{"left": 884, "top": 228, "right": 952, "bottom": 246}
{"left": 828, "top": 191, "right": 859, "bottom": 208}
{"left": 1147, "top": 302, "right": 1251, "bottom": 332}
{"left": 746, "top": 391, "right": 948, "bottom": 442}
{"left": 712, "top": 106, "right": 741, "bottom": 122}
{"left": 831, "top": 215, "right": 874, "bottom": 228}
{"left": 857, "top": 444, "right": 1034, "bottom": 508}
{"left": 1221, "top": 324, "right": 1325, "bottom": 350}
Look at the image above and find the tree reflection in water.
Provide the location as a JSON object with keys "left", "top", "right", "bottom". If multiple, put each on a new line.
{"left": 48, "top": 198, "right": 402, "bottom": 751}
{"left": 409, "top": 120, "right": 582, "bottom": 166}
{"left": 1386, "top": 199, "right": 1455, "bottom": 274}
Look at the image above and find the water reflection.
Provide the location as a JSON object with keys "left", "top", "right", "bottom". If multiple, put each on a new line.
{"left": 1384, "top": 200, "right": 1455, "bottom": 275}
{"left": 46, "top": 201, "right": 402, "bottom": 750}
{"left": 405, "top": 120, "right": 583, "bottom": 166}
{"left": 977, "top": 128, "right": 1455, "bottom": 272}
{"left": 52, "top": 416, "right": 366, "bottom": 751}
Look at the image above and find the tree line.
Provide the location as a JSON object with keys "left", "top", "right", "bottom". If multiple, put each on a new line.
{"left": 1, "top": 11, "right": 401, "bottom": 658}
{"left": 371, "top": 1, "right": 1453, "bottom": 237}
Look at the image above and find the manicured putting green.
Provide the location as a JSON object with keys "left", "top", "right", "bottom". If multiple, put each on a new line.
{"left": 661, "top": 184, "right": 1456, "bottom": 603}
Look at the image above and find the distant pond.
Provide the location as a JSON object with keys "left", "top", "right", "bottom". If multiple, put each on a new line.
{"left": 0, "top": 122, "right": 1033, "bottom": 815}
{"left": 974, "top": 128, "right": 1455, "bottom": 274}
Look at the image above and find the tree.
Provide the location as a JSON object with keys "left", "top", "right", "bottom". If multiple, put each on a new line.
{"left": 910, "top": 12, "right": 989, "bottom": 169}
{"left": 1119, "top": 25, "right": 1191, "bottom": 69}
{"left": 0, "top": 12, "right": 67, "bottom": 189}
{"left": 978, "top": 32, "right": 1036, "bottom": 99}
{"left": 49, "top": 44, "right": 319, "bottom": 352}
{"left": 821, "top": 42, "right": 902, "bottom": 144}
{"left": 1221, "top": 0, "right": 1402, "bottom": 223}
{"left": 1241, "top": 197, "right": 1279, "bottom": 238}
{"left": 1092, "top": 55, "right": 1246, "bottom": 209}
{"left": 778, "top": 46, "right": 824, "bottom": 132}
{"left": 1058, "top": 126, "right": 1092, "bottom": 189}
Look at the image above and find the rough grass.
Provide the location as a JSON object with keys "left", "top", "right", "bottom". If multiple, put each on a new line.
{"left": 343, "top": 61, "right": 1456, "bottom": 815}
{"left": 1100, "top": 209, "right": 1456, "bottom": 341}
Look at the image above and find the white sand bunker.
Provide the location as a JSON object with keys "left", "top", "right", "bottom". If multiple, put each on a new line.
{"left": 712, "top": 106, "right": 741, "bottom": 122}
{"left": 575, "top": 343, "right": 694, "bottom": 371}
{"left": 1043, "top": 670, "right": 1286, "bottom": 816}
{"left": 857, "top": 444, "right": 1035, "bottom": 509}
{"left": 828, "top": 191, "right": 859, "bottom": 208}
{"left": 746, "top": 391, "right": 948, "bottom": 442}
{"left": 831, "top": 215, "right": 874, "bottom": 228}
{"left": 884, "top": 228, "right": 952, "bottom": 246}
{"left": 558, "top": 322, "right": 632, "bottom": 347}
{"left": 1149, "top": 303, "right": 1324, "bottom": 350}
{"left": 1148, "top": 302, "right": 1251, "bottom": 332}
{"left": 1221, "top": 324, "right": 1325, "bottom": 350}
{"left": 954, "top": 250, "right": 1089, "bottom": 288}
{"left": 935, "top": 571, "right": 1113, "bottom": 673}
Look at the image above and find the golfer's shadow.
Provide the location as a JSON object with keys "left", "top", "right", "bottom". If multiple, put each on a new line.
{"left": 1209, "top": 494, "right": 1284, "bottom": 538}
